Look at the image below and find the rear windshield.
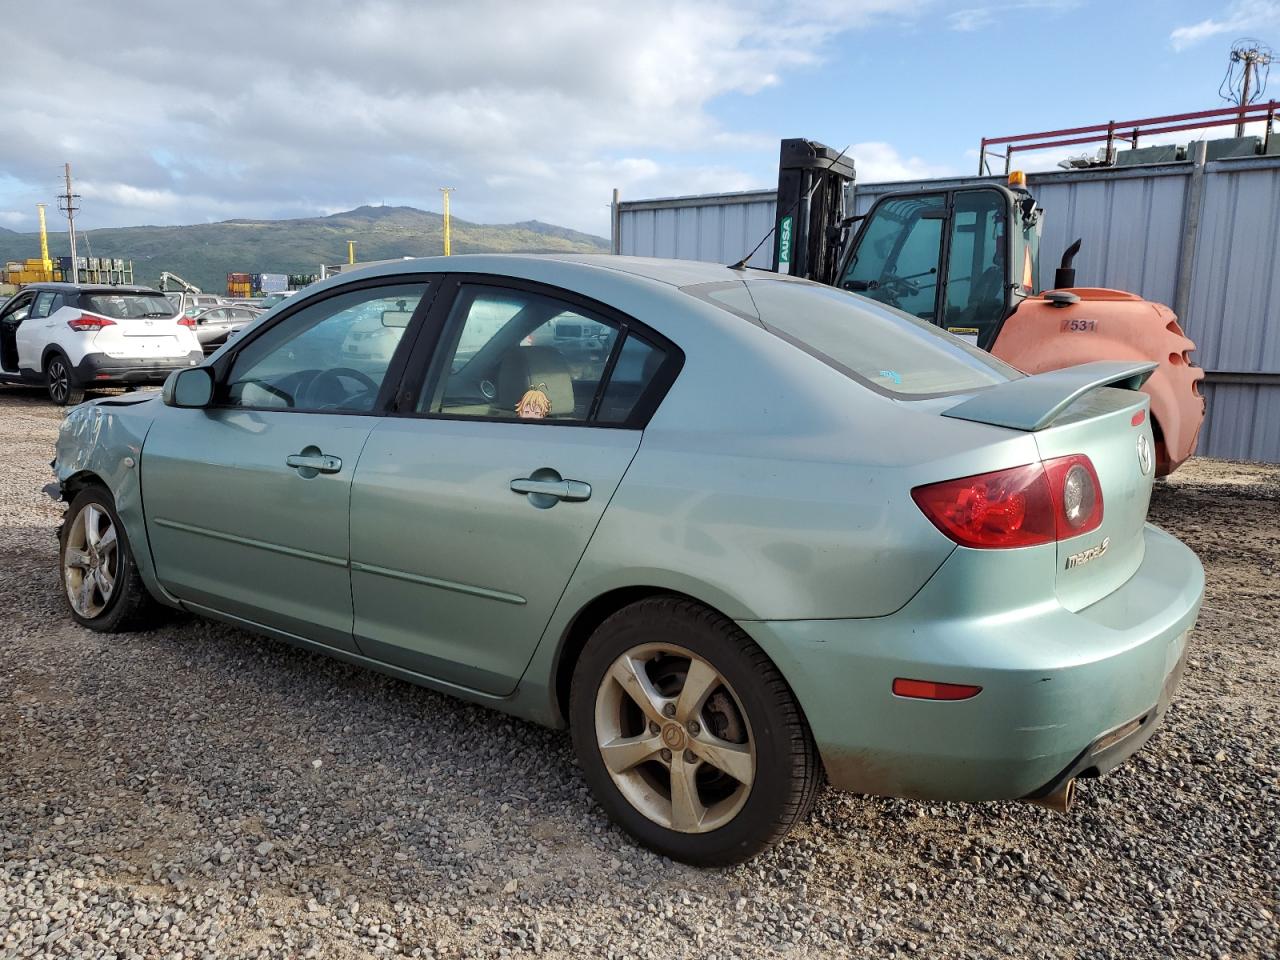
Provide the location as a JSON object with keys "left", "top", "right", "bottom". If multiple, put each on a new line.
{"left": 80, "top": 293, "right": 177, "bottom": 319}
{"left": 685, "top": 278, "right": 1019, "bottom": 398}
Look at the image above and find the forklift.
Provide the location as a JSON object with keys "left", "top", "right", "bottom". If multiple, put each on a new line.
{"left": 767, "top": 138, "right": 1204, "bottom": 475}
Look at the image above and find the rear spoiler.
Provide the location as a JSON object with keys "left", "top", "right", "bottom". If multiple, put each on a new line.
{"left": 943, "top": 361, "right": 1157, "bottom": 432}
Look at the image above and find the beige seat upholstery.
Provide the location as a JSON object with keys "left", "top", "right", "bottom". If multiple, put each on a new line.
{"left": 498, "top": 346, "right": 577, "bottom": 418}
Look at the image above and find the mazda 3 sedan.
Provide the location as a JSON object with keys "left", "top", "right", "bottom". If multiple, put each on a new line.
{"left": 49, "top": 255, "right": 1203, "bottom": 865}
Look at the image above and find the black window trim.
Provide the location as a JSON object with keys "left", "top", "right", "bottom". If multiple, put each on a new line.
{"left": 390, "top": 272, "right": 683, "bottom": 431}
{"left": 202, "top": 273, "right": 443, "bottom": 417}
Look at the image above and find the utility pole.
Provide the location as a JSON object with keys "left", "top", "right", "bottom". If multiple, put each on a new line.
{"left": 36, "top": 203, "right": 51, "bottom": 271}
{"left": 439, "top": 187, "right": 454, "bottom": 256}
{"left": 1228, "top": 41, "right": 1273, "bottom": 135}
{"left": 57, "top": 162, "right": 80, "bottom": 283}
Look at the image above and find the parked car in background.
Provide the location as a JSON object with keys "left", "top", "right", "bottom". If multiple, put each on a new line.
{"left": 48, "top": 255, "right": 1203, "bottom": 864}
{"left": 257, "top": 290, "right": 298, "bottom": 310}
{"left": 164, "top": 292, "right": 226, "bottom": 318}
{"left": 1, "top": 282, "right": 203, "bottom": 404}
{"left": 184, "top": 305, "right": 263, "bottom": 355}
{"left": 228, "top": 299, "right": 265, "bottom": 310}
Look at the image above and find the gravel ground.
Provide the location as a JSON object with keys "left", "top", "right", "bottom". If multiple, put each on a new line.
{"left": 1, "top": 386, "right": 1276, "bottom": 960}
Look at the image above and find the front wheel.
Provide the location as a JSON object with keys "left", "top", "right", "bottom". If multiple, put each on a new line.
{"left": 46, "top": 353, "right": 84, "bottom": 406}
{"left": 569, "top": 597, "right": 822, "bottom": 866}
{"left": 59, "top": 487, "right": 164, "bottom": 632}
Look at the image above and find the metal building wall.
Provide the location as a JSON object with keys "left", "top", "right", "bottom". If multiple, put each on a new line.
{"left": 616, "top": 156, "right": 1280, "bottom": 463}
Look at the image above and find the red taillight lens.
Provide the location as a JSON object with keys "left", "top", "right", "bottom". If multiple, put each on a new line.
{"left": 66, "top": 314, "right": 116, "bottom": 332}
{"left": 1044, "top": 454, "right": 1103, "bottom": 538}
{"left": 177, "top": 316, "right": 196, "bottom": 328}
{"left": 912, "top": 455, "right": 1104, "bottom": 549}
{"left": 911, "top": 463, "right": 1056, "bottom": 548}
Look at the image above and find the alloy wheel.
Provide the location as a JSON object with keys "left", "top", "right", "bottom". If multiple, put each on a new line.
{"left": 594, "top": 642, "right": 756, "bottom": 833}
{"left": 63, "top": 502, "right": 119, "bottom": 619}
{"left": 48, "top": 359, "right": 69, "bottom": 404}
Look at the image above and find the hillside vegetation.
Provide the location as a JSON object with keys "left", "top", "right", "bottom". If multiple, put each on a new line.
{"left": 0, "top": 206, "right": 608, "bottom": 292}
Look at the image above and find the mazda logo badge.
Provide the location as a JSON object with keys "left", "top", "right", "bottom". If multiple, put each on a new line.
{"left": 1136, "top": 434, "right": 1153, "bottom": 476}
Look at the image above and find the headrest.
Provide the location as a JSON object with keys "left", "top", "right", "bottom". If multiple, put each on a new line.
{"left": 498, "top": 346, "right": 576, "bottom": 418}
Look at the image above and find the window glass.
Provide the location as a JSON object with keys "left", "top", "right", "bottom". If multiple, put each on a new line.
{"left": 80, "top": 293, "right": 177, "bottom": 319}
{"left": 224, "top": 282, "right": 426, "bottom": 412}
{"left": 30, "top": 291, "right": 57, "bottom": 319}
{"left": 421, "top": 286, "right": 619, "bottom": 422}
{"left": 597, "top": 335, "right": 664, "bottom": 424}
{"left": 942, "top": 190, "right": 1007, "bottom": 347}
{"left": 690, "top": 279, "right": 1017, "bottom": 398}
{"left": 840, "top": 194, "right": 944, "bottom": 321}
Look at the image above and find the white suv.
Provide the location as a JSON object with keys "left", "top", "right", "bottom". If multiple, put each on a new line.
{"left": 0, "top": 283, "right": 204, "bottom": 405}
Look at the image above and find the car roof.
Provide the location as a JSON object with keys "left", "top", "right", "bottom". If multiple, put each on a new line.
{"left": 334, "top": 253, "right": 812, "bottom": 292}
{"left": 25, "top": 282, "right": 163, "bottom": 294}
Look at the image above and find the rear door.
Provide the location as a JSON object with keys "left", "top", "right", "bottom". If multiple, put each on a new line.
{"left": 142, "top": 278, "right": 435, "bottom": 650}
{"left": 349, "top": 278, "right": 677, "bottom": 695}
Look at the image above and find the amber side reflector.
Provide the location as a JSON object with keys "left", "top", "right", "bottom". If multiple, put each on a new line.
{"left": 1131, "top": 409, "right": 1146, "bottom": 427}
{"left": 892, "top": 678, "right": 982, "bottom": 701}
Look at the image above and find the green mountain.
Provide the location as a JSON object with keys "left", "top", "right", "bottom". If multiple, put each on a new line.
{"left": 0, "top": 206, "right": 609, "bottom": 292}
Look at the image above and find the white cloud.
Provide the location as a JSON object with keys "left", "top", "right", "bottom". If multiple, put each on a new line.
{"left": 1170, "top": 0, "right": 1280, "bottom": 51}
{"left": 0, "top": 0, "right": 929, "bottom": 235}
{"left": 948, "top": 0, "right": 1078, "bottom": 32}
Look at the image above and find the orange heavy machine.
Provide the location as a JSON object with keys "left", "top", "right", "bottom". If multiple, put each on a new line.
{"left": 771, "top": 139, "right": 1204, "bottom": 474}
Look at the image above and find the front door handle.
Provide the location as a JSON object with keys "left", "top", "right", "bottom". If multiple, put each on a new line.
{"left": 511, "top": 472, "right": 592, "bottom": 506}
{"left": 286, "top": 449, "right": 342, "bottom": 476}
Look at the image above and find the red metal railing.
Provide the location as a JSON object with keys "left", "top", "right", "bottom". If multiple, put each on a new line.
{"left": 979, "top": 101, "right": 1279, "bottom": 174}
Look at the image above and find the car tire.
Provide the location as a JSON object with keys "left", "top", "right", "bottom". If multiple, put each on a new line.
{"left": 58, "top": 486, "right": 165, "bottom": 632}
{"left": 45, "top": 353, "right": 84, "bottom": 406}
{"left": 569, "top": 596, "right": 822, "bottom": 866}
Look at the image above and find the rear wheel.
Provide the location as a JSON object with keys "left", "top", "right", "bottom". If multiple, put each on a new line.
{"left": 45, "top": 353, "right": 84, "bottom": 406}
{"left": 59, "top": 487, "right": 164, "bottom": 632}
{"left": 569, "top": 597, "right": 822, "bottom": 866}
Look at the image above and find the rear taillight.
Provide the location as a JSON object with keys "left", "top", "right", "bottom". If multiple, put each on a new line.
{"left": 912, "top": 454, "right": 1103, "bottom": 549}
{"left": 177, "top": 316, "right": 196, "bottom": 328}
{"left": 1044, "top": 455, "right": 1103, "bottom": 538}
{"left": 66, "top": 314, "right": 115, "bottom": 332}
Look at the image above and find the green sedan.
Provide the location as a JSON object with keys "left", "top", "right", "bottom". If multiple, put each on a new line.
{"left": 49, "top": 255, "right": 1204, "bottom": 865}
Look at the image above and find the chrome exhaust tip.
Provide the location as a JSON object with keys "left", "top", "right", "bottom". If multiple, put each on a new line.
{"left": 1023, "top": 778, "right": 1076, "bottom": 813}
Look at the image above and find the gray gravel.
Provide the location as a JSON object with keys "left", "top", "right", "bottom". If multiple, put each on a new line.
{"left": 1, "top": 386, "right": 1277, "bottom": 959}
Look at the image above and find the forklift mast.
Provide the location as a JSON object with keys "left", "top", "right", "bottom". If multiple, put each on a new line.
{"left": 772, "top": 139, "right": 856, "bottom": 285}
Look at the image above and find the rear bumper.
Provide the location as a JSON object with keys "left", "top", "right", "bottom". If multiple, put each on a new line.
{"left": 74, "top": 351, "right": 204, "bottom": 385}
{"left": 740, "top": 523, "right": 1204, "bottom": 801}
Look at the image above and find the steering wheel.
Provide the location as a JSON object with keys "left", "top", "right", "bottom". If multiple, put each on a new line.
{"left": 302, "top": 367, "right": 379, "bottom": 409}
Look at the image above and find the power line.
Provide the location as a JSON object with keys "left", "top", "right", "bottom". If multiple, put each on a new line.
{"left": 1220, "top": 38, "right": 1273, "bottom": 136}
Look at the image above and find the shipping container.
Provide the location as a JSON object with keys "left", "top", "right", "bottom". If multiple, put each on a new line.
{"left": 259, "top": 273, "right": 288, "bottom": 293}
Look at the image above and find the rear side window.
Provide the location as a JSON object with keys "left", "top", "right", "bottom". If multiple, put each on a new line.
{"left": 419, "top": 284, "right": 670, "bottom": 425}
{"left": 688, "top": 279, "right": 1018, "bottom": 398}
{"left": 30, "top": 291, "right": 58, "bottom": 319}
{"left": 79, "top": 293, "right": 176, "bottom": 319}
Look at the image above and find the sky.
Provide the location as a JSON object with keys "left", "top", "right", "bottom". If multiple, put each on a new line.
{"left": 0, "top": 0, "right": 1276, "bottom": 238}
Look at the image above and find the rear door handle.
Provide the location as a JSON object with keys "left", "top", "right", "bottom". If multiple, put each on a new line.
{"left": 286, "top": 451, "right": 342, "bottom": 474}
{"left": 510, "top": 476, "right": 592, "bottom": 503}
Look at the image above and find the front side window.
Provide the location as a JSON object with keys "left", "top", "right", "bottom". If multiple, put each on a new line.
{"left": 223, "top": 282, "right": 427, "bottom": 412}
{"left": 689, "top": 279, "right": 1017, "bottom": 398}
{"left": 30, "top": 291, "right": 57, "bottom": 319}
{"left": 841, "top": 194, "right": 945, "bottom": 321}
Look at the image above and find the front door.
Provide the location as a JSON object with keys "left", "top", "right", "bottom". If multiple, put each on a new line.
{"left": 0, "top": 291, "right": 35, "bottom": 373}
{"left": 350, "top": 281, "right": 672, "bottom": 695}
{"left": 142, "top": 279, "right": 434, "bottom": 650}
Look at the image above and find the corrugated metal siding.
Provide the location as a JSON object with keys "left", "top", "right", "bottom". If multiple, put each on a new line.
{"left": 617, "top": 157, "right": 1280, "bottom": 462}
{"left": 617, "top": 190, "right": 776, "bottom": 267}
{"left": 1200, "top": 382, "right": 1280, "bottom": 461}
